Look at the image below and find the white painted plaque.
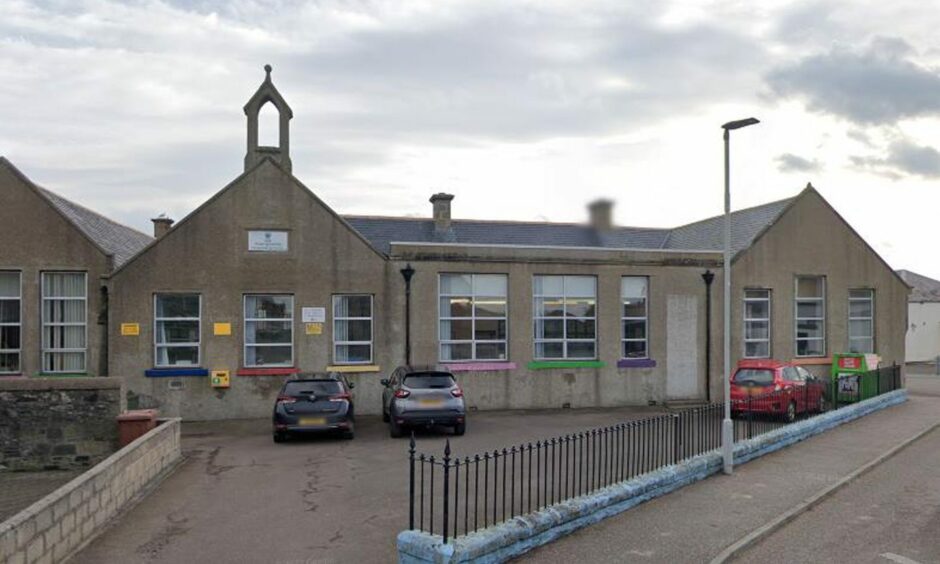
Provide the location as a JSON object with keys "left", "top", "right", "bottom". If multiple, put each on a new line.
{"left": 302, "top": 307, "right": 326, "bottom": 323}
{"left": 248, "top": 230, "right": 288, "bottom": 252}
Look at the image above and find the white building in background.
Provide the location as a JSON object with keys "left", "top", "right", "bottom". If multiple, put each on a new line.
{"left": 897, "top": 270, "right": 940, "bottom": 363}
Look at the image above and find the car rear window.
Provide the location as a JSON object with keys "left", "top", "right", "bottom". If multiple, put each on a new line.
{"left": 733, "top": 369, "right": 774, "bottom": 386}
{"left": 403, "top": 372, "right": 455, "bottom": 389}
{"left": 283, "top": 381, "right": 343, "bottom": 396}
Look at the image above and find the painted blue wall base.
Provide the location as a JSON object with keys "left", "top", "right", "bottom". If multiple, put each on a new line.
{"left": 397, "top": 389, "right": 908, "bottom": 563}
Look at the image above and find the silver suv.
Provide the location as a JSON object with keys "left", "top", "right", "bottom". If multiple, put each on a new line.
{"left": 381, "top": 366, "right": 466, "bottom": 437}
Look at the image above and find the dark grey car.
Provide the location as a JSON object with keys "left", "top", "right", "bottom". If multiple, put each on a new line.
{"left": 381, "top": 366, "right": 466, "bottom": 437}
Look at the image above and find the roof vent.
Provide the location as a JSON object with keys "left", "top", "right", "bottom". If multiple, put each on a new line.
{"left": 588, "top": 199, "right": 614, "bottom": 231}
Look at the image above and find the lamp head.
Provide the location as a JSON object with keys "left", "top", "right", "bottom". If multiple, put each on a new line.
{"left": 722, "top": 117, "right": 760, "bottom": 130}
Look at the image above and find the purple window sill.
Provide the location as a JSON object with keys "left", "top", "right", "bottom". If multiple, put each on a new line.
{"left": 617, "top": 358, "right": 657, "bottom": 368}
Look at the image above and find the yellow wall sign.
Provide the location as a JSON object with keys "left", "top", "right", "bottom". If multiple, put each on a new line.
{"left": 214, "top": 323, "right": 232, "bottom": 336}
{"left": 120, "top": 323, "right": 140, "bottom": 336}
{"left": 305, "top": 322, "right": 323, "bottom": 335}
{"left": 210, "top": 370, "right": 230, "bottom": 388}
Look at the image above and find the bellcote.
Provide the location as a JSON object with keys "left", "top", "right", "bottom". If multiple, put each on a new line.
{"left": 244, "top": 64, "right": 293, "bottom": 173}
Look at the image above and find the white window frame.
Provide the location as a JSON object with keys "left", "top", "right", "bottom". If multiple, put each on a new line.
{"left": 438, "top": 274, "right": 509, "bottom": 362}
{"left": 533, "top": 275, "right": 597, "bottom": 360}
{"left": 794, "top": 276, "right": 826, "bottom": 358}
{"left": 41, "top": 271, "right": 87, "bottom": 373}
{"left": 243, "top": 294, "right": 294, "bottom": 368}
{"left": 743, "top": 288, "right": 771, "bottom": 359}
{"left": 848, "top": 288, "right": 875, "bottom": 354}
{"left": 621, "top": 276, "right": 649, "bottom": 359}
{"left": 332, "top": 294, "right": 374, "bottom": 365}
{"left": 0, "top": 271, "right": 22, "bottom": 374}
{"left": 153, "top": 294, "right": 202, "bottom": 368}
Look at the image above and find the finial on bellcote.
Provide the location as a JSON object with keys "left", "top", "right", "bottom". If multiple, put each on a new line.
{"left": 264, "top": 64, "right": 272, "bottom": 80}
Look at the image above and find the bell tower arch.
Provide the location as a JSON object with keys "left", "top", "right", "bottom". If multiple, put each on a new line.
{"left": 244, "top": 64, "right": 293, "bottom": 172}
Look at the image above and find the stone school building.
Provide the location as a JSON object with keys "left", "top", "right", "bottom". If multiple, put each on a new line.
{"left": 0, "top": 69, "right": 909, "bottom": 420}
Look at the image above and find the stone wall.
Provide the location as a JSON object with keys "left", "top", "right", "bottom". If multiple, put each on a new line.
{"left": 0, "top": 378, "right": 124, "bottom": 471}
{"left": 0, "top": 418, "right": 181, "bottom": 564}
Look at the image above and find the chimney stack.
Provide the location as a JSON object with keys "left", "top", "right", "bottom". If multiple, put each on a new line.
{"left": 588, "top": 199, "right": 614, "bottom": 231}
{"left": 151, "top": 214, "right": 174, "bottom": 238}
{"left": 430, "top": 193, "right": 455, "bottom": 234}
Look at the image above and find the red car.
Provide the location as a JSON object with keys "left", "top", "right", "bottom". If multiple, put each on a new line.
{"left": 730, "top": 359, "right": 827, "bottom": 422}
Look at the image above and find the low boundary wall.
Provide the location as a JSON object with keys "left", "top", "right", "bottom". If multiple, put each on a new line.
{"left": 0, "top": 377, "right": 124, "bottom": 471}
{"left": 0, "top": 417, "right": 181, "bottom": 564}
{"left": 397, "top": 389, "right": 908, "bottom": 563}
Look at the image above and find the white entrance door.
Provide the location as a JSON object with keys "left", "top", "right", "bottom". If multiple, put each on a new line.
{"left": 666, "top": 294, "right": 700, "bottom": 400}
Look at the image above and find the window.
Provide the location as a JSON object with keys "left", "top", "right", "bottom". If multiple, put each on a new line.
{"left": 744, "top": 289, "right": 771, "bottom": 358}
{"left": 534, "top": 275, "right": 596, "bottom": 360}
{"left": 41, "top": 272, "right": 87, "bottom": 373}
{"left": 244, "top": 295, "right": 293, "bottom": 367}
{"left": 848, "top": 289, "right": 874, "bottom": 354}
{"left": 154, "top": 294, "right": 201, "bottom": 367}
{"left": 439, "top": 274, "right": 508, "bottom": 361}
{"left": 795, "top": 276, "right": 825, "bottom": 357}
{"left": 0, "top": 272, "right": 21, "bottom": 373}
{"left": 333, "top": 295, "right": 373, "bottom": 364}
{"left": 621, "top": 277, "right": 648, "bottom": 358}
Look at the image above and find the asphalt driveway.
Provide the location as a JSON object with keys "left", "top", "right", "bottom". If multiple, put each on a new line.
{"left": 72, "top": 405, "right": 665, "bottom": 564}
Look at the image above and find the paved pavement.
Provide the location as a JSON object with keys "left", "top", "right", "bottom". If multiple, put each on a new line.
{"left": 70, "top": 405, "right": 665, "bottom": 564}
{"left": 520, "top": 376, "right": 940, "bottom": 563}
{"left": 0, "top": 470, "right": 79, "bottom": 522}
{"left": 733, "top": 424, "right": 940, "bottom": 564}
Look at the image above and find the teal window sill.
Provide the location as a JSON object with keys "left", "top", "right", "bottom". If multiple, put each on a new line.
{"left": 527, "top": 360, "right": 606, "bottom": 370}
{"left": 37, "top": 373, "right": 89, "bottom": 377}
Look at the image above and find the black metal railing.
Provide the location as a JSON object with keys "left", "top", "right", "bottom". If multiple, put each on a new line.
{"left": 407, "top": 363, "right": 902, "bottom": 543}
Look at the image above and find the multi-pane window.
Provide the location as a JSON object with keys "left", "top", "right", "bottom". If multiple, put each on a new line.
{"left": 41, "top": 272, "right": 87, "bottom": 372}
{"left": 848, "top": 289, "right": 874, "bottom": 354}
{"left": 795, "top": 276, "right": 825, "bottom": 357}
{"left": 154, "top": 294, "right": 201, "bottom": 367}
{"left": 244, "top": 295, "right": 293, "bottom": 367}
{"left": 439, "top": 274, "right": 508, "bottom": 361}
{"left": 333, "top": 295, "right": 373, "bottom": 364}
{"left": 621, "top": 277, "right": 648, "bottom": 358}
{"left": 744, "top": 289, "right": 771, "bottom": 358}
{"left": 534, "top": 275, "right": 596, "bottom": 360}
{"left": 0, "top": 272, "right": 21, "bottom": 373}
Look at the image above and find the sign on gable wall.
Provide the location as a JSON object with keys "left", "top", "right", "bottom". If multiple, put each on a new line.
{"left": 248, "top": 230, "right": 289, "bottom": 252}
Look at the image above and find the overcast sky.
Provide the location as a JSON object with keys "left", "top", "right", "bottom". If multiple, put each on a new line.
{"left": 3, "top": 0, "right": 940, "bottom": 278}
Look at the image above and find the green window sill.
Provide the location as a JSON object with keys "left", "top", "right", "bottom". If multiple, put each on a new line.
{"left": 527, "top": 360, "right": 606, "bottom": 370}
{"left": 36, "top": 373, "right": 90, "bottom": 378}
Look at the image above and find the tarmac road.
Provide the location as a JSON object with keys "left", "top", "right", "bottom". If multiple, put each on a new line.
{"left": 70, "top": 405, "right": 664, "bottom": 564}
{"left": 732, "top": 421, "right": 940, "bottom": 564}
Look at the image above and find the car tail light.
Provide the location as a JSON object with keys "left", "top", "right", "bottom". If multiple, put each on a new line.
{"left": 330, "top": 392, "right": 352, "bottom": 402}
{"left": 451, "top": 387, "right": 464, "bottom": 398}
{"left": 394, "top": 389, "right": 411, "bottom": 399}
{"left": 276, "top": 395, "right": 296, "bottom": 404}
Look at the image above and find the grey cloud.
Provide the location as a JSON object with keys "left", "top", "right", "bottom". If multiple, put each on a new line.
{"left": 776, "top": 153, "right": 821, "bottom": 173}
{"left": 850, "top": 139, "right": 940, "bottom": 179}
{"left": 767, "top": 37, "right": 940, "bottom": 125}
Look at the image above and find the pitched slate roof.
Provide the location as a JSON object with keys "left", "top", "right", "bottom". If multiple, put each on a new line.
{"left": 38, "top": 188, "right": 153, "bottom": 268}
{"left": 897, "top": 270, "right": 940, "bottom": 302}
{"left": 343, "top": 217, "right": 671, "bottom": 255}
{"left": 344, "top": 196, "right": 795, "bottom": 256}
{"left": 662, "top": 197, "right": 795, "bottom": 255}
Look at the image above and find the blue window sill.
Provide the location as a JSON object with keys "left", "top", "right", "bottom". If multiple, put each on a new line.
{"left": 145, "top": 368, "right": 209, "bottom": 377}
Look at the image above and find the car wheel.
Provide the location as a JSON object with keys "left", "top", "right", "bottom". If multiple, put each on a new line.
{"left": 389, "top": 418, "right": 403, "bottom": 438}
{"left": 785, "top": 401, "right": 797, "bottom": 423}
{"left": 273, "top": 432, "right": 287, "bottom": 443}
{"left": 454, "top": 422, "right": 466, "bottom": 436}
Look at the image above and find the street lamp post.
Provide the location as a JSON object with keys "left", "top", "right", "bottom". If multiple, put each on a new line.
{"left": 721, "top": 117, "right": 759, "bottom": 475}
{"left": 400, "top": 263, "right": 416, "bottom": 366}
